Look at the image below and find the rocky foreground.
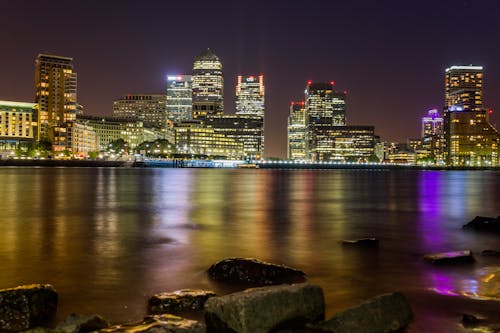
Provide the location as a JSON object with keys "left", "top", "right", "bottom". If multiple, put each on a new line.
{"left": 0, "top": 258, "right": 416, "bottom": 333}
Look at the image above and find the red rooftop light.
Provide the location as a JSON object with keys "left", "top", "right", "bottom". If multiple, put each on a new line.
{"left": 330, "top": 81, "right": 335, "bottom": 86}
{"left": 307, "top": 80, "right": 312, "bottom": 85}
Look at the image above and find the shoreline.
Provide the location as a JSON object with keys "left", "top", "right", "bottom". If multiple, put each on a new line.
{"left": 0, "top": 158, "right": 499, "bottom": 170}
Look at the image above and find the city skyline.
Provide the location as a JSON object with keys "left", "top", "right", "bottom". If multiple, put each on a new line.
{"left": 1, "top": 0, "right": 500, "bottom": 157}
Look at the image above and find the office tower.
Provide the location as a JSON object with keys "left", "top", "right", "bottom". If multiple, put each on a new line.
{"left": 421, "top": 109, "right": 443, "bottom": 137}
{"left": 305, "top": 82, "right": 346, "bottom": 160}
{"left": 287, "top": 101, "right": 307, "bottom": 160}
{"left": 192, "top": 48, "right": 224, "bottom": 119}
{"left": 445, "top": 65, "right": 483, "bottom": 111}
{"left": 205, "top": 115, "right": 264, "bottom": 159}
{"left": 236, "top": 75, "right": 265, "bottom": 116}
{"left": 35, "top": 54, "right": 78, "bottom": 140}
{"left": 166, "top": 75, "right": 192, "bottom": 122}
{"left": 443, "top": 109, "right": 499, "bottom": 166}
{"left": 113, "top": 94, "right": 167, "bottom": 129}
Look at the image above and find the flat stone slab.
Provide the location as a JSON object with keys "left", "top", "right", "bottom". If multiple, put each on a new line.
{"left": 462, "top": 216, "right": 500, "bottom": 232}
{"left": 341, "top": 238, "right": 379, "bottom": 247}
{"left": 204, "top": 283, "right": 325, "bottom": 333}
{"left": 98, "top": 314, "right": 205, "bottom": 333}
{"left": 207, "top": 258, "right": 306, "bottom": 285}
{"left": 148, "top": 289, "right": 216, "bottom": 314}
{"left": 423, "top": 250, "right": 474, "bottom": 264}
{"left": 310, "top": 292, "right": 413, "bottom": 333}
{"left": 0, "top": 284, "right": 58, "bottom": 332}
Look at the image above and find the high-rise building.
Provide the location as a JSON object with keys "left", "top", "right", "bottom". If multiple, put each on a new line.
{"left": 422, "top": 109, "right": 444, "bottom": 137}
{"left": 445, "top": 65, "right": 483, "bottom": 111}
{"left": 421, "top": 109, "right": 444, "bottom": 163}
{"left": 236, "top": 75, "right": 265, "bottom": 116}
{"left": 287, "top": 101, "right": 307, "bottom": 160}
{"left": 305, "top": 82, "right": 346, "bottom": 160}
{"left": 113, "top": 94, "right": 167, "bottom": 129}
{"left": 192, "top": 48, "right": 224, "bottom": 119}
{"left": 443, "top": 108, "right": 499, "bottom": 166}
{"left": 166, "top": 75, "right": 192, "bottom": 123}
{"left": 35, "top": 54, "right": 78, "bottom": 140}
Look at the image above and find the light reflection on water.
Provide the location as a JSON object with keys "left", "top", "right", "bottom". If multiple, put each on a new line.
{"left": 0, "top": 167, "right": 499, "bottom": 332}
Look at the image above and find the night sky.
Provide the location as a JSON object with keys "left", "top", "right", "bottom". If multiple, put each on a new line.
{"left": 1, "top": 0, "right": 499, "bottom": 157}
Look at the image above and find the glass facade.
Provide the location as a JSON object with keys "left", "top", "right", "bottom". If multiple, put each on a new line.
{"left": 166, "top": 75, "right": 192, "bottom": 123}
{"left": 113, "top": 94, "right": 167, "bottom": 129}
{"left": 445, "top": 65, "right": 483, "bottom": 112}
{"left": 235, "top": 75, "right": 265, "bottom": 117}
{"left": 192, "top": 49, "right": 224, "bottom": 119}
{"left": 287, "top": 101, "right": 307, "bottom": 160}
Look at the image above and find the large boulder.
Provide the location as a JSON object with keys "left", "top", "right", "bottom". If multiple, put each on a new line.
{"left": 56, "top": 313, "right": 110, "bottom": 333}
{"left": 207, "top": 258, "right": 306, "bottom": 285}
{"left": 309, "top": 292, "right": 413, "bottom": 333}
{"left": 423, "top": 250, "right": 474, "bottom": 264}
{"left": 0, "top": 284, "right": 58, "bottom": 332}
{"left": 98, "top": 314, "right": 205, "bottom": 333}
{"left": 204, "top": 283, "right": 325, "bottom": 333}
{"left": 148, "top": 289, "right": 216, "bottom": 315}
{"left": 462, "top": 216, "right": 500, "bottom": 232}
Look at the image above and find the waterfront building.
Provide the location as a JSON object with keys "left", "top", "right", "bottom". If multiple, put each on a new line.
{"left": 312, "top": 125, "right": 375, "bottom": 162}
{"left": 166, "top": 75, "right": 192, "bottom": 122}
{"left": 443, "top": 108, "right": 499, "bottom": 166}
{"left": 113, "top": 94, "right": 167, "bottom": 129}
{"left": 205, "top": 115, "right": 264, "bottom": 159}
{"left": 0, "top": 100, "right": 37, "bottom": 153}
{"left": 52, "top": 121, "right": 98, "bottom": 157}
{"left": 305, "top": 82, "right": 346, "bottom": 159}
{"left": 287, "top": 101, "right": 307, "bottom": 160}
{"left": 35, "top": 54, "right": 78, "bottom": 140}
{"left": 174, "top": 121, "right": 243, "bottom": 159}
{"left": 421, "top": 109, "right": 444, "bottom": 163}
{"left": 235, "top": 75, "right": 265, "bottom": 117}
{"left": 192, "top": 48, "right": 224, "bottom": 119}
{"left": 445, "top": 65, "right": 483, "bottom": 112}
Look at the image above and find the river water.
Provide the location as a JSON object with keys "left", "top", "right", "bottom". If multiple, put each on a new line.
{"left": 0, "top": 167, "right": 499, "bottom": 332}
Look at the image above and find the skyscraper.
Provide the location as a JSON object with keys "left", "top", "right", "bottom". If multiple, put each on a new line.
{"left": 445, "top": 65, "right": 483, "bottom": 111}
{"left": 192, "top": 48, "right": 224, "bottom": 119}
{"left": 305, "top": 82, "right": 346, "bottom": 160}
{"left": 287, "top": 101, "right": 307, "bottom": 160}
{"left": 235, "top": 75, "right": 265, "bottom": 116}
{"left": 35, "top": 54, "right": 78, "bottom": 140}
{"left": 421, "top": 109, "right": 443, "bottom": 138}
{"left": 166, "top": 75, "right": 192, "bottom": 123}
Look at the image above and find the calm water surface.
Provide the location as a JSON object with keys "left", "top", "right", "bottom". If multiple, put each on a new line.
{"left": 0, "top": 167, "right": 499, "bottom": 332}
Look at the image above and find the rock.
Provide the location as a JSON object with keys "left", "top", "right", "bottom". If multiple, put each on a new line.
{"left": 56, "top": 313, "right": 110, "bottom": 333}
{"left": 309, "top": 292, "right": 413, "bottom": 333}
{"left": 148, "top": 289, "right": 216, "bottom": 315}
{"left": 207, "top": 258, "right": 306, "bottom": 285}
{"left": 204, "top": 283, "right": 325, "bottom": 333}
{"left": 481, "top": 250, "right": 500, "bottom": 257}
{"left": 423, "top": 250, "right": 474, "bottom": 264}
{"left": 462, "top": 216, "right": 500, "bottom": 232}
{"left": 0, "top": 284, "right": 58, "bottom": 332}
{"left": 462, "top": 313, "right": 485, "bottom": 327}
{"left": 98, "top": 314, "right": 205, "bottom": 333}
{"left": 341, "top": 238, "right": 379, "bottom": 247}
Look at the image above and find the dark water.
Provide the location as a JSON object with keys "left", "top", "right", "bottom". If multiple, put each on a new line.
{"left": 0, "top": 167, "right": 499, "bottom": 332}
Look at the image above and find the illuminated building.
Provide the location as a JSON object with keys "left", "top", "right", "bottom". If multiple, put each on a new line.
{"left": 443, "top": 108, "right": 499, "bottom": 166}
{"left": 0, "top": 101, "right": 37, "bottom": 153}
{"left": 305, "top": 82, "right": 346, "bottom": 159}
{"left": 113, "top": 94, "right": 167, "bottom": 129}
{"left": 166, "top": 75, "right": 192, "bottom": 122}
{"left": 236, "top": 75, "right": 265, "bottom": 117}
{"left": 313, "top": 126, "right": 375, "bottom": 162}
{"left": 205, "top": 115, "right": 264, "bottom": 159}
{"left": 421, "top": 109, "right": 444, "bottom": 163}
{"left": 445, "top": 65, "right": 483, "bottom": 111}
{"left": 76, "top": 115, "right": 164, "bottom": 151}
{"left": 35, "top": 54, "right": 78, "bottom": 140}
{"left": 192, "top": 48, "right": 224, "bottom": 119}
{"left": 287, "top": 101, "right": 307, "bottom": 160}
{"left": 175, "top": 121, "right": 243, "bottom": 159}
{"left": 52, "top": 121, "right": 98, "bottom": 156}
